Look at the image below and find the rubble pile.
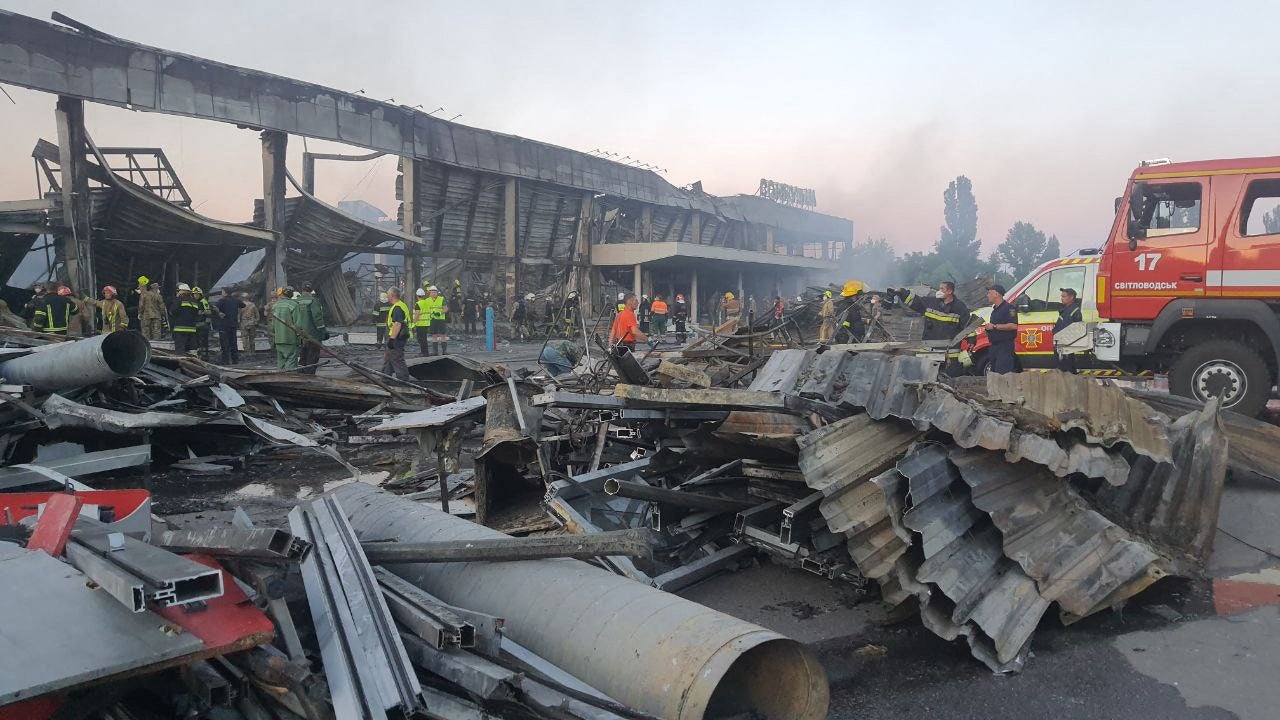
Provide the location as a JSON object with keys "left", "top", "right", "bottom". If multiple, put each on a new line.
{"left": 0, "top": 317, "right": 1264, "bottom": 718}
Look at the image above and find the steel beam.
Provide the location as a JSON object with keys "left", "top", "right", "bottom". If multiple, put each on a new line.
{"left": 360, "top": 528, "right": 653, "bottom": 564}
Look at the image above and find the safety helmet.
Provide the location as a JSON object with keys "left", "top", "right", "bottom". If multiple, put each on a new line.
{"left": 192, "top": 286, "right": 203, "bottom": 295}
{"left": 454, "top": 279, "right": 461, "bottom": 286}
{"left": 525, "top": 293, "right": 535, "bottom": 300}
{"left": 33, "top": 284, "right": 45, "bottom": 293}
{"left": 137, "top": 276, "right": 149, "bottom": 286}
{"left": 56, "top": 285, "right": 72, "bottom": 296}
{"left": 567, "top": 290, "right": 578, "bottom": 299}
{"left": 416, "top": 288, "right": 427, "bottom": 297}
{"left": 617, "top": 292, "right": 626, "bottom": 301}
{"left": 824, "top": 290, "right": 833, "bottom": 298}
{"left": 724, "top": 292, "right": 734, "bottom": 300}
{"left": 178, "top": 283, "right": 191, "bottom": 292}
{"left": 379, "top": 292, "right": 388, "bottom": 302}
{"left": 428, "top": 285, "right": 439, "bottom": 292}
{"left": 841, "top": 280, "right": 864, "bottom": 297}
{"left": 102, "top": 285, "right": 117, "bottom": 297}
{"left": 642, "top": 294, "right": 648, "bottom": 300}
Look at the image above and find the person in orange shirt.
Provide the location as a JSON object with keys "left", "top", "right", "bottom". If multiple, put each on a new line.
{"left": 649, "top": 294, "right": 669, "bottom": 336}
{"left": 609, "top": 293, "right": 648, "bottom": 350}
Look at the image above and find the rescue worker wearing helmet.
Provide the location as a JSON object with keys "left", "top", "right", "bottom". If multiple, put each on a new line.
{"left": 833, "top": 281, "right": 866, "bottom": 344}
{"left": 271, "top": 286, "right": 302, "bottom": 370}
{"left": 191, "top": 286, "right": 212, "bottom": 359}
{"left": 720, "top": 291, "right": 742, "bottom": 327}
{"left": 84, "top": 285, "right": 129, "bottom": 334}
{"left": 33, "top": 285, "right": 78, "bottom": 336}
{"left": 512, "top": 293, "right": 532, "bottom": 342}
{"left": 889, "top": 282, "right": 970, "bottom": 342}
{"left": 672, "top": 293, "right": 689, "bottom": 338}
{"left": 424, "top": 285, "right": 448, "bottom": 355}
{"left": 413, "top": 287, "right": 432, "bottom": 356}
{"left": 818, "top": 290, "right": 836, "bottom": 342}
{"left": 135, "top": 276, "right": 167, "bottom": 340}
{"left": 169, "top": 284, "right": 201, "bottom": 354}
{"left": 373, "top": 291, "right": 392, "bottom": 349}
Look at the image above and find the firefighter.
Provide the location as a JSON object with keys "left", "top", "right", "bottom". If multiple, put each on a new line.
{"left": 192, "top": 286, "right": 212, "bottom": 359}
{"left": 638, "top": 294, "right": 651, "bottom": 333}
{"left": 169, "top": 284, "right": 201, "bottom": 353}
{"left": 562, "top": 290, "right": 581, "bottom": 335}
{"left": 271, "top": 287, "right": 302, "bottom": 370}
{"left": 834, "top": 281, "right": 865, "bottom": 343}
{"left": 295, "top": 282, "right": 327, "bottom": 373}
{"left": 1054, "top": 287, "right": 1084, "bottom": 374}
{"left": 84, "top": 285, "right": 128, "bottom": 333}
{"left": 720, "top": 291, "right": 741, "bottom": 327}
{"left": 448, "top": 291, "right": 463, "bottom": 338}
{"left": 373, "top": 291, "right": 391, "bottom": 348}
{"left": 818, "top": 290, "right": 836, "bottom": 342}
{"left": 33, "top": 285, "right": 78, "bottom": 336}
{"left": 136, "top": 277, "right": 166, "bottom": 340}
{"left": 238, "top": 292, "right": 259, "bottom": 359}
{"left": 463, "top": 294, "right": 480, "bottom": 336}
{"left": 425, "top": 285, "right": 448, "bottom": 355}
{"left": 67, "top": 291, "right": 89, "bottom": 337}
{"left": 894, "top": 281, "right": 970, "bottom": 342}
{"left": 381, "top": 287, "right": 412, "bottom": 380}
{"left": 413, "top": 287, "right": 432, "bottom": 355}
{"left": 22, "top": 284, "right": 47, "bottom": 323}
{"left": 981, "top": 284, "right": 1018, "bottom": 374}
{"left": 212, "top": 288, "right": 244, "bottom": 365}
{"left": 672, "top": 293, "right": 689, "bottom": 336}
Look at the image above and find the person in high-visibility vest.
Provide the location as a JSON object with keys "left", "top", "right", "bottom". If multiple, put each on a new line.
{"left": 169, "top": 284, "right": 201, "bottom": 354}
{"left": 34, "top": 285, "right": 78, "bottom": 336}
{"left": 424, "top": 285, "right": 448, "bottom": 355}
{"left": 650, "top": 294, "right": 669, "bottom": 336}
{"left": 84, "top": 285, "right": 128, "bottom": 333}
{"left": 373, "top": 292, "right": 391, "bottom": 348}
{"left": 381, "top": 288, "right": 412, "bottom": 380}
{"left": 412, "top": 287, "right": 432, "bottom": 356}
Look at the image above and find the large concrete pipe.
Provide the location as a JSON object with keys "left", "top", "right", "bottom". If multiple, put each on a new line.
{"left": 332, "top": 483, "right": 829, "bottom": 720}
{"left": 0, "top": 331, "right": 151, "bottom": 391}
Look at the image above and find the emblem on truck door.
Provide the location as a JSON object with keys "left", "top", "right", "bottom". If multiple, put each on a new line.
{"left": 1019, "top": 328, "right": 1045, "bottom": 349}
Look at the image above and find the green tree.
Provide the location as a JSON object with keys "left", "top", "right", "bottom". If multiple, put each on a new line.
{"left": 994, "top": 221, "right": 1058, "bottom": 279}
{"left": 938, "top": 176, "right": 981, "bottom": 279}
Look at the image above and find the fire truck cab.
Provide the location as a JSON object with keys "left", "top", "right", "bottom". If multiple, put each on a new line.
{"left": 965, "top": 155, "right": 1280, "bottom": 416}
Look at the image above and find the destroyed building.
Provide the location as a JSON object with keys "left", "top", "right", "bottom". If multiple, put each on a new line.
{"left": 0, "top": 9, "right": 850, "bottom": 326}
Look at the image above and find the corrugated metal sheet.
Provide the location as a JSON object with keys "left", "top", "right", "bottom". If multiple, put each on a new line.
{"left": 948, "top": 447, "right": 1167, "bottom": 621}
{"left": 797, "top": 415, "right": 921, "bottom": 496}
{"left": 1091, "top": 399, "right": 1229, "bottom": 566}
{"left": 985, "top": 371, "right": 1172, "bottom": 463}
{"left": 838, "top": 352, "right": 941, "bottom": 420}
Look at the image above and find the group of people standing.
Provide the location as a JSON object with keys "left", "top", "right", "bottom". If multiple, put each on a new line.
{"left": 264, "top": 284, "right": 328, "bottom": 372}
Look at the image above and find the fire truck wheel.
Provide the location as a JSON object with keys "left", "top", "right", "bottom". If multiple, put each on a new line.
{"left": 1169, "top": 340, "right": 1270, "bottom": 416}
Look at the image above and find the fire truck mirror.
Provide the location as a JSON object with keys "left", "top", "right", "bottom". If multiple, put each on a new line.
{"left": 1126, "top": 182, "right": 1149, "bottom": 247}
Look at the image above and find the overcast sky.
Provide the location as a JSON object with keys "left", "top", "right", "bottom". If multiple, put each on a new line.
{"left": 2, "top": 0, "right": 1278, "bottom": 256}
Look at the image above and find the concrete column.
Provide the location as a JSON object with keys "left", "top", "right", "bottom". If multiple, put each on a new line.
{"left": 690, "top": 213, "right": 701, "bottom": 245}
{"left": 54, "top": 96, "right": 94, "bottom": 296}
{"left": 640, "top": 206, "right": 653, "bottom": 243}
{"left": 260, "top": 130, "right": 288, "bottom": 295}
{"left": 302, "top": 153, "right": 316, "bottom": 195}
{"left": 766, "top": 227, "right": 775, "bottom": 254}
{"left": 691, "top": 268, "right": 699, "bottom": 324}
{"left": 633, "top": 263, "right": 642, "bottom": 298}
{"left": 401, "top": 157, "right": 421, "bottom": 292}
{"left": 574, "top": 191, "right": 594, "bottom": 317}
{"left": 503, "top": 178, "right": 518, "bottom": 310}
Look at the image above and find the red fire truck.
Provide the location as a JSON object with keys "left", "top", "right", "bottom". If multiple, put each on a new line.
{"left": 963, "top": 155, "right": 1280, "bottom": 416}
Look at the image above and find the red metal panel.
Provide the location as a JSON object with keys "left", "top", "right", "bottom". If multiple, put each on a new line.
{"left": 26, "top": 493, "right": 83, "bottom": 557}
{"left": 154, "top": 554, "right": 275, "bottom": 650}
{"left": 0, "top": 489, "right": 149, "bottom": 525}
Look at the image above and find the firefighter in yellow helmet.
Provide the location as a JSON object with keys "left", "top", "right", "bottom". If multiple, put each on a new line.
{"left": 720, "top": 291, "right": 742, "bottom": 327}
{"left": 833, "top": 281, "right": 866, "bottom": 343}
{"left": 818, "top": 290, "right": 836, "bottom": 342}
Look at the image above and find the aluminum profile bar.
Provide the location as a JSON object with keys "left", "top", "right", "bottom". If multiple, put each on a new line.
{"left": 289, "top": 497, "right": 422, "bottom": 719}
{"left": 156, "top": 527, "right": 311, "bottom": 562}
{"left": 375, "top": 568, "right": 474, "bottom": 649}
{"left": 360, "top": 529, "right": 652, "bottom": 564}
{"left": 603, "top": 479, "right": 751, "bottom": 513}
{"left": 652, "top": 543, "right": 756, "bottom": 592}
{"left": 68, "top": 528, "right": 223, "bottom": 608}
{"left": 63, "top": 540, "right": 146, "bottom": 612}
{"left": 0, "top": 444, "right": 151, "bottom": 490}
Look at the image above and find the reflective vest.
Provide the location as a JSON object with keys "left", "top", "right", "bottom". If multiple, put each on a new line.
{"left": 414, "top": 298, "right": 432, "bottom": 328}
{"left": 651, "top": 300, "right": 668, "bottom": 315}
{"left": 36, "top": 298, "right": 74, "bottom": 332}
{"left": 423, "top": 296, "right": 446, "bottom": 322}
{"left": 386, "top": 300, "right": 410, "bottom": 338}
{"left": 172, "top": 300, "right": 201, "bottom": 333}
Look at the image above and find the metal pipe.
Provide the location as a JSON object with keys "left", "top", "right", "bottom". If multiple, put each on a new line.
{"left": 361, "top": 529, "right": 653, "bottom": 564}
{"left": 603, "top": 478, "right": 753, "bottom": 513}
{"left": 0, "top": 331, "right": 149, "bottom": 391}
{"left": 332, "top": 483, "right": 828, "bottom": 720}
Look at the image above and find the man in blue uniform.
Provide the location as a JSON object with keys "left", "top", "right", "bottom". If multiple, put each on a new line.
{"left": 982, "top": 284, "right": 1018, "bottom": 374}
